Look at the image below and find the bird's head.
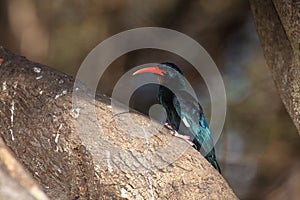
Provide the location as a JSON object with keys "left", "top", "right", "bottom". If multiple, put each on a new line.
{"left": 132, "top": 62, "right": 186, "bottom": 88}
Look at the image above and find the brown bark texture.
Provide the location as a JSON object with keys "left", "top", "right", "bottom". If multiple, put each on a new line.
{"left": 0, "top": 46, "right": 237, "bottom": 199}
{"left": 0, "top": 137, "right": 49, "bottom": 200}
{"left": 250, "top": 0, "right": 300, "bottom": 134}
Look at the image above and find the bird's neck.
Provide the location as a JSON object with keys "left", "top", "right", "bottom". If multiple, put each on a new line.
{"left": 159, "top": 85, "right": 175, "bottom": 103}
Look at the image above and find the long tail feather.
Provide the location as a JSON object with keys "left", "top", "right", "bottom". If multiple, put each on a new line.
{"left": 205, "top": 152, "right": 221, "bottom": 173}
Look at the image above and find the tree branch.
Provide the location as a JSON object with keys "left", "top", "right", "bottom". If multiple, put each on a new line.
{"left": 250, "top": 0, "right": 300, "bottom": 134}
{"left": 0, "top": 46, "right": 237, "bottom": 199}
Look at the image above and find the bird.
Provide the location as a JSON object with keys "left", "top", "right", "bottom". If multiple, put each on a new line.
{"left": 133, "top": 62, "right": 221, "bottom": 173}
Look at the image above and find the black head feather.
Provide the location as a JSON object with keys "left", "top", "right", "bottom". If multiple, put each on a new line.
{"left": 160, "top": 62, "right": 183, "bottom": 75}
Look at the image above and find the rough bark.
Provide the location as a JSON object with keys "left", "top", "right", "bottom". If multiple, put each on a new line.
{"left": 250, "top": 0, "right": 300, "bottom": 134}
{"left": 0, "top": 137, "right": 49, "bottom": 200}
{"left": 0, "top": 46, "right": 237, "bottom": 199}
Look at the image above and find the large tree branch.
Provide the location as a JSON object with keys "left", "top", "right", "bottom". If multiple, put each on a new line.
{"left": 0, "top": 137, "right": 49, "bottom": 200}
{"left": 250, "top": 0, "right": 300, "bottom": 134}
{"left": 0, "top": 46, "right": 237, "bottom": 199}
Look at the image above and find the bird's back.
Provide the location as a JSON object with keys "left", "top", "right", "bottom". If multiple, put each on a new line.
{"left": 159, "top": 87, "right": 221, "bottom": 173}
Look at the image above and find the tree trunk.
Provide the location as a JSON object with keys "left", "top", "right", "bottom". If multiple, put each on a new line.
{"left": 250, "top": 0, "right": 300, "bottom": 134}
{"left": 0, "top": 46, "right": 237, "bottom": 199}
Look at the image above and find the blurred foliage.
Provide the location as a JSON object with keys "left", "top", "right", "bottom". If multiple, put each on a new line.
{"left": 0, "top": 0, "right": 299, "bottom": 199}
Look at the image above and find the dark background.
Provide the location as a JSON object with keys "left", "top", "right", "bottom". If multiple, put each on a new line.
{"left": 0, "top": 0, "right": 299, "bottom": 199}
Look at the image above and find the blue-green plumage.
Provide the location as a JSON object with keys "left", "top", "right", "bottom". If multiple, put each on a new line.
{"left": 133, "top": 62, "right": 221, "bottom": 173}
{"left": 171, "top": 89, "right": 221, "bottom": 173}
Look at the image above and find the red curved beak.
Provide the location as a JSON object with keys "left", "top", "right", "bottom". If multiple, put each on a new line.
{"left": 132, "top": 66, "right": 165, "bottom": 76}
